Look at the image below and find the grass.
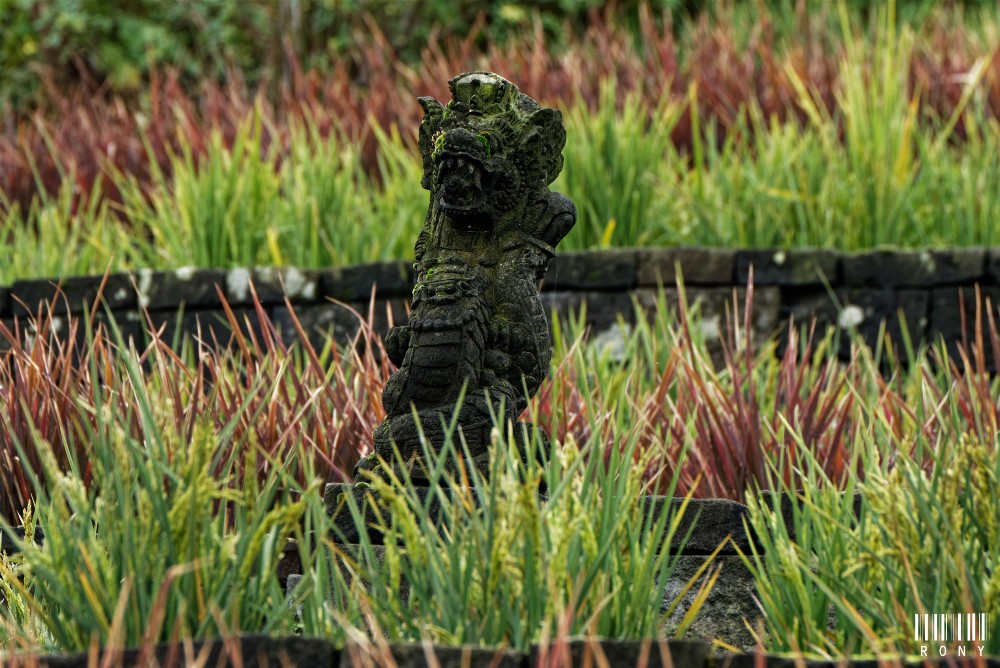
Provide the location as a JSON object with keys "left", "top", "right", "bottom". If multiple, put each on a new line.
{"left": 6, "top": 275, "right": 1000, "bottom": 514}
{"left": 4, "top": 64, "right": 999, "bottom": 283}
{"left": 0, "top": 302, "right": 718, "bottom": 657}
{"left": 0, "top": 173, "right": 129, "bottom": 284}
{"left": 297, "top": 416, "right": 714, "bottom": 653}
{"left": 2, "top": 278, "right": 1000, "bottom": 659}
{"left": 3, "top": 2, "right": 1000, "bottom": 280}
{"left": 2, "top": 2, "right": 998, "bottom": 662}
{"left": 0, "top": 318, "right": 310, "bottom": 651}
{"left": 555, "top": 83, "right": 685, "bottom": 250}
{"left": 741, "top": 425, "right": 999, "bottom": 660}
{"left": 738, "top": 303, "right": 1000, "bottom": 660}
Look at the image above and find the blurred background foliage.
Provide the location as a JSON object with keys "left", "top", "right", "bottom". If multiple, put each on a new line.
{"left": 3, "top": 0, "right": 1000, "bottom": 272}
{"left": 2, "top": 0, "right": 995, "bottom": 110}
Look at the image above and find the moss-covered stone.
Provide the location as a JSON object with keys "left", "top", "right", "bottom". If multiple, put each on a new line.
{"left": 357, "top": 73, "right": 576, "bottom": 483}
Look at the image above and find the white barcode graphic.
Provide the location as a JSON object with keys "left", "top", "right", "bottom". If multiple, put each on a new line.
{"left": 914, "top": 613, "right": 989, "bottom": 642}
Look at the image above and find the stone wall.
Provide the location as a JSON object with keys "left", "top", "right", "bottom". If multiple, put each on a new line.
{"left": 3, "top": 248, "right": 999, "bottom": 365}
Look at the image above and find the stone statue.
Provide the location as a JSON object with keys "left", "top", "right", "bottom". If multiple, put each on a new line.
{"left": 354, "top": 71, "right": 576, "bottom": 483}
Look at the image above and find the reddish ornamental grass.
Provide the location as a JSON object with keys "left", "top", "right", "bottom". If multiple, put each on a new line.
{"left": 2, "top": 4, "right": 998, "bottom": 219}
{"left": 4, "top": 280, "right": 1000, "bottom": 521}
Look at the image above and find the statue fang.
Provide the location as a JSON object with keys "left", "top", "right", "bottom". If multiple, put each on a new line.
{"left": 355, "top": 71, "right": 576, "bottom": 483}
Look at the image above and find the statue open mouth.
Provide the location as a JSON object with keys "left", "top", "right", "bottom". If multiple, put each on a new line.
{"left": 432, "top": 126, "right": 494, "bottom": 224}
{"left": 436, "top": 151, "right": 489, "bottom": 223}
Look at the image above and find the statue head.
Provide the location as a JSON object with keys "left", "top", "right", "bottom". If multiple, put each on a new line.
{"left": 417, "top": 72, "right": 567, "bottom": 232}
{"left": 447, "top": 72, "right": 518, "bottom": 117}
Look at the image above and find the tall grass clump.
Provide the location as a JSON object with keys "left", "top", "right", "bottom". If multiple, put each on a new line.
{"left": 658, "top": 2, "right": 1000, "bottom": 249}
{"left": 0, "top": 290, "right": 390, "bottom": 523}
{"left": 742, "top": 430, "right": 999, "bottom": 659}
{"left": 293, "top": 408, "right": 718, "bottom": 652}
{"left": 4, "top": 0, "right": 1000, "bottom": 262}
{"left": 0, "top": 321, "right": 314, "bottom": 652}
{"left": 740, "top": 301, "right": 1000, "bottom": 659}
{"left": 556, "top": 84, "right": 684, "bottom": 250}
{"left": 0, "top": 177, "right": 128, "bottom": 284}
{"left": 121, "top": 112, "right": 283, "bottom": 268}
{"left": 8, "top": 279, "right": 1000, "bottom": 516}
{"left": 117, "top": 111, "right": 425, "bottom": 271}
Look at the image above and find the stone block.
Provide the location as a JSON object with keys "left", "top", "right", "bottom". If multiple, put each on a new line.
{"left": 325, "top": 483, "right": 459, "bottom": 546}
{"left": 926, "top": 248, "right": 987, "bottom": 285}
{"left": 11, "top": 273, "right": 137, "bottom": 317}
{"left": 271, "top": 302, "right": 371, "bottom": 351}
{"left": 220, "top": 267, "right": 321, "bottom": 306}
{"left": 843, "top": 289, "right": 928, "bottom": 355}
{"left": 146, "top": 308, "right": 264, "bottom": 349}
{"left": 643, "top": 497, "right": 751, "bottom": 555}
{"left": 783, "top": 288, "right": 928, "bottom": 360}
{"left": 325, "top": 482, "right": 386, "bottom": 545}
{"left": 662, "top": 555, "right": 759, "bottom": 653}
{"left": 637, "top": 247, "right": 736, "bottom": 286}
{"left": 0, "top": 525, "right": 45, "bottom": 557}
{"left": 368, "top": 298, "right": 411, "bottom": 337}
{"left": 844, "top": 249, "right": 985, "bottom": 288}
{"left": 134, "top": 268, "right": 227, "bottom": 310}
{"left": 319, "top": 261, "right": 414, "bottom": 302}
{"left": 90, "top": 310, "right": 147, "bottom": 350}
{"left": 752, "top": 492, "right": 863, "bottom": 546}
{"left": 543, "top": 249, "right": 638, "bottom": 291}
{"left": 736, "top": 249, "right": 841, "bottom": 286}
{"left": 349, "top": 643, "right": 524, "bottom": 668}
{"left": 0, "top": 318, "right": 13, "bottom": 354}
{"left": 37, "top": 635, "right": 338, "bottom": 668}
{"left": 541, "top": 290, "right": 637, "bottom": 337}
{"left": 529, "top": 639, "right": 709, "bottom": 668}
{"left": 633, "top": 286, "right": 782, "bottom": 348}
{"left": 984, "top": 248, "right": 1000, "bottom": 284}
{"left": 0, "top": 309, "right": 144, "bottom": 357}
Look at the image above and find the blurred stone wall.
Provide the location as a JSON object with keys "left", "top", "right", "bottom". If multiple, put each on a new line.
{"left": 4, "top": 248, "right": 999, "bottom": 367}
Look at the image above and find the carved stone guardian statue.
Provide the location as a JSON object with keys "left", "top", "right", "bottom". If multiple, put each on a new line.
{"left": 354, "top": 72, "right": 576, "bottom": 483}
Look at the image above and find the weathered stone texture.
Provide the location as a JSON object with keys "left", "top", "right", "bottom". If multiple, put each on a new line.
{"left": 136, "top": 267, "right": 227, "bottom": 310}
{"left": 637, "top": 247, "right": 737, "bottom": 286}
{"left": 843, "top": 248, "right": 985, "bottom": 287}
{"left": 35, "top": 636, "right": 338, "bottom": 668}
{"left": 11, "top": 273, "right": 136, "bottom": 317}
{"left": 661, "top": 555, "right": 760, "bottom": 653}
{"left": 544, "top": 249, "right": 638, "bottom": 290}
{"left": 348, "top": 643, "right": 524, "bottom": 668}
{"left": 319, "top": 260, "right": 413, "bottom": 302}
{"left": 529, "top": 639, "right": 710, "bottom": 668}
{"left": 929, "top": 285, "right": 1000, "bottom": 367}
{"left": 645, "top": 497, "right": 752, "bottom": 555}
{"left": 736, "top": 249, "right": 841, "bottom": 286}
